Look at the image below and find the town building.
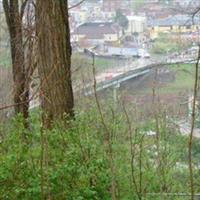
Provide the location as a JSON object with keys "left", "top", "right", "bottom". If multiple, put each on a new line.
{"left": 72, "top": 22, "right": 122, "bottom": 45}
{"left": 126, "top": 16, "right": 147, "bottom": 34}
{"left": 173, "top": 0, "right": 200, "bottom": 8}
{"left": 102, "top": 0, "right": 131, "bottom": 12}
{"left": 148, "top": 15, "right": 200, "bottom": 39}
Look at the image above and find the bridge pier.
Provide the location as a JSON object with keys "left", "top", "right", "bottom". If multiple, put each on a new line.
{"left": 113, "top": 83, "right": 120, "bottom": 105}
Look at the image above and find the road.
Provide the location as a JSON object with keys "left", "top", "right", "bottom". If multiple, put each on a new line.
{"left": 93, "top": 52, "right": 197, "bottom": 84}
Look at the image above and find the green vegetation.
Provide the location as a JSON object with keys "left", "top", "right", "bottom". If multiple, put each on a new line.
{"left": 156, "top": 64, "right": 194, "bottom": 94}
{"left": 71, "top": 53, "right": 125, "bottom": 84}
{"left": 150, "top": 33, "right": 191, "bottom": 55}
{"left": 1, "top": 0, "right": 199, "bottom": 199}
{"left": 72, "top": 53, "right": 122, "bottom": 72}
{"left": 131, "top": 0, "right": 145, "bottom": 12}
{"left": 129, "top": 64, "right": 195, "bottom": 95}
{"left": 1, "top": 105, "right": 200, "bottom": 199}
{"left": 115, "top": 9, "right": 129, "bottom": 31}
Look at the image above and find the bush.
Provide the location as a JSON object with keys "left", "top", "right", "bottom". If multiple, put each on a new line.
{"left": 1, "top": 107, "right": 200, "bottom": 199}
{"left": 0, "top": 111, "right": 111, "bottom": 200}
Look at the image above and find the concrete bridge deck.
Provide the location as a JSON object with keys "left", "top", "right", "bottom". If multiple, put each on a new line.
{"left": 83, "top": 57, "right": 197, "bottom": 96}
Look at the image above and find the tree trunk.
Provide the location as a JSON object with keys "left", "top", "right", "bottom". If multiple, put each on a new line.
{"left": 3, "top": 0, "right": 29, "bottom": 122}
{"left": 36, "top": 0, "right": 74, "bottom": 128}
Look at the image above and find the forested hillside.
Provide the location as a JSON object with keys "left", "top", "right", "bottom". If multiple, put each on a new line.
{"left": 0, "top": 0, "right": 200, "bottom": 199}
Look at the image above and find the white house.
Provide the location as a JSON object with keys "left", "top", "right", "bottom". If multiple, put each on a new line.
{"left": 126, "top": 16, "right": 147, "bottom": 34}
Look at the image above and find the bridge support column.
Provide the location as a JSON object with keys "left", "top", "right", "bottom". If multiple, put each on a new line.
{"left": 113, "top": 83, "right": 120, "bottom": 105}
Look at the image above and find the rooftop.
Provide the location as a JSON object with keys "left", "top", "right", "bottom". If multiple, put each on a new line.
{"left": 73, "top": 22, "right": 120, "bottom": 39}
{"left": 148, "top": 15, "right": 200, "bottom": 27}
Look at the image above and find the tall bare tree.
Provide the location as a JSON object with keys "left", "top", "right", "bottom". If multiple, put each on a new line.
{"left": 36, "top": 0, "right": 74, "bottom": 127}
{"left": 3, "top": 0, "right": 29, "bottom": 123}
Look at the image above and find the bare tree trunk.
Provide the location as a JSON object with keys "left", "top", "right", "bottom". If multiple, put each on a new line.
{"left": 36, "top": 0, "right": 74, "bottom": 128}
{"left": 3, "top": 0, "right": 29, "bottom": 122}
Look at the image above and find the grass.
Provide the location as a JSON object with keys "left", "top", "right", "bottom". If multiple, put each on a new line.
{"left": 150, "top": 33, "right": 192, "bottom": 55}
{"left": 95, "top": 57, "right": 120, "bottom": 72}
{"left": 71, "top": 53, "right": 127, "bottom": 84}
{"left": 72, "top": 53, "right": 123, "bottom": 72}
{"left": 150, "top": 41, "right": 184, "bottom": 55}
{"left": 159, "top": 64, "right": 194, "bottom": 93}
{"left": 127, "top": 63, "right": 195, "bottom": 95}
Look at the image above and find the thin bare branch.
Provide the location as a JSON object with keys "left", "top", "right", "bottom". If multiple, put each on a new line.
{"left": 20, "top": 0, "right": 29, "bottom": 19}
{"left": 188, "top": 45, "right": 200, "bottom": 200}
{"left": 68, "top": 0, "right": 86, "bottom": 10}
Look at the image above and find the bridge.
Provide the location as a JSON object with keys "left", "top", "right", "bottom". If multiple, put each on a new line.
{"left": 83, "top": 56, "right": 197, "bottom": 96}
{"left": 29, "top": 53, "right": 197, "bottom": 109}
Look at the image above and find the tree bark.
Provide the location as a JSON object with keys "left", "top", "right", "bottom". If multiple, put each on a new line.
{"left": 36, "top": 0, "right": 74, "bottom": 128}
{"left": 3, "top": 0, "right": 29, "bottom": 123}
